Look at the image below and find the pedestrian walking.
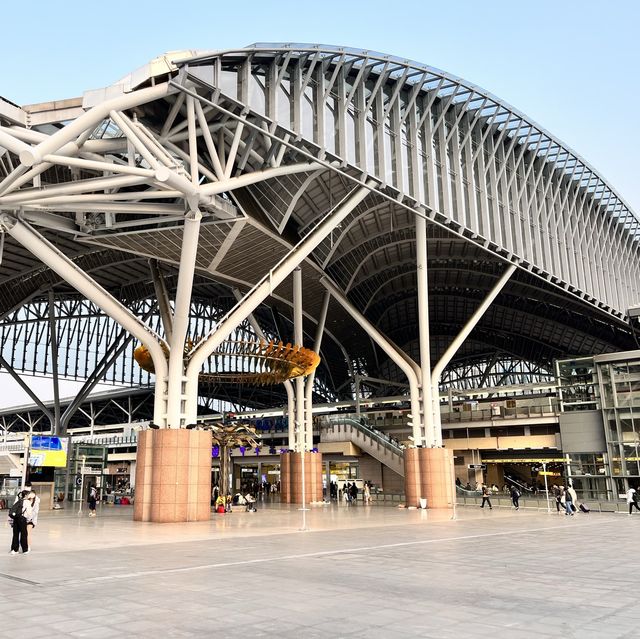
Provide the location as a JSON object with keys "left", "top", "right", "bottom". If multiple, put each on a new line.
{"left": 363, "top": 482, "right": 371, "bottom": 505}
{"left": 88, "top": 486, "right": 98, "bottom": 517}
{"left": 350, "top": 482, "right": 358, "bottom": 505}
{"left": 9, "top": 491, "right": 33, "bottom": 555}
{"left": 552, "top": 484, "right": 562, "bottom": 513}
{"left": 567, "top": 484, "right": 578, "bottom": 513}
{"left": 510, "top": 485, "right": 520, "bottom": 510}
{"left": 480, "top": 484, "right": 493, "bottom": 509}
{"left": 627, "top": 486, "right": 640, "bottom": 514}
{"left": 562, "top": 485, "right": 574, "bottom": 516}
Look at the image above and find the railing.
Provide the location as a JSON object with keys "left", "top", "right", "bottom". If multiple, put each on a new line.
{"left": 442, "top": 402, "right": 559, "bottom": 423}
{"left": 503, "top": 473, "right": 536, "bottom": 494}
{"left": 320, "top": 415, "right": 404, "bottom": 457}
{"left": 0, "top": 442, "right": 25, "bottom": 453}
{"left": 455, "top": 491, "right": 630, "bottom": 513}
{"left": 72, "top": 434, "right": 138, "bottom": 446}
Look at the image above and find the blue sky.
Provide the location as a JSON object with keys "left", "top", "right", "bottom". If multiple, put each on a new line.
{"left": 2, "top": 0, "right": 638, "bottom": 210}
{"left": 0, "top": 0, "right": 638, "bottom": 407}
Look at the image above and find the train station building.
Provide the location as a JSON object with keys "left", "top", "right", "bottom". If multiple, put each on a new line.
{"left": 1, "top": 44, "right": 639, "bottom": 519}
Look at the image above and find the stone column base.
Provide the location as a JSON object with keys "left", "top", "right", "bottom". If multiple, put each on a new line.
{"left": 403, "top": 447, "right": 454, "bottom": 509}
{"left": 279, "top": 451, "right": 323, "bottom": 504}
{"left": 134, "top": 429, "right": 212, "bottom": 523}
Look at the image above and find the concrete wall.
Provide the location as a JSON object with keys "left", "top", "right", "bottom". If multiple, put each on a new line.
{"left": 358, "top": 454, "right": 403, "bottom": 493}
{"left": 443, "top": 434, "right": 559, "bottom": 450}
{"left": 359, "top": 455, "right": 383, "bottom": 487}
{"left": 559, "top": 411, "right": 606, "bottom": 453}
{"left": 382, "top": 465, "right": 404, "bottom": 493}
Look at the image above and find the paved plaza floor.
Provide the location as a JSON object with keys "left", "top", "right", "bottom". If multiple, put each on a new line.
{"left": 1, "top": 500, "right": 639, "bottom": 638}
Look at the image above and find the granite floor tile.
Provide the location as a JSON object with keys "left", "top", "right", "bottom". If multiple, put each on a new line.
{"left": 0, "top": 504, "right": 637, "bottom": 638}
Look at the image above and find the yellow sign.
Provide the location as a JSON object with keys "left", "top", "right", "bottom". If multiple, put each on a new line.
{"left": 539, "top": 471, "right": 561, "bottom": 476}
{"left": 29, "top": 436, "right": 68, "bottom": 467}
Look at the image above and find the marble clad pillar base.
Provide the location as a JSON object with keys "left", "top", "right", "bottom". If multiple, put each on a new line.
{"left": 134, "top": 429, "right": 212, "bottom": 523}
{"left": 403, "top": 447, "right": 455, "bottom": 509}
{"left": 279, "top": 451, "right": 323, "bottom": 504}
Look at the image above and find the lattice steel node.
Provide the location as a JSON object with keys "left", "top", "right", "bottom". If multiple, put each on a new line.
{"left": 134, "top": 338, "right": 320, "bottom": 385}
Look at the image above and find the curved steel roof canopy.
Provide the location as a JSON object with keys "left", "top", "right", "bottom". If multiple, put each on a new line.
{"left": 0, "top": 43, "right": 636, "bottom": 399}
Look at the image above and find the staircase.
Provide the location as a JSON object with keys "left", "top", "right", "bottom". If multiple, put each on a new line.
{"left": 0, "top": 450, "right": 21, "bottom": 476}
{"left": 320, "top": 416, "right": 405, "bottom": 477}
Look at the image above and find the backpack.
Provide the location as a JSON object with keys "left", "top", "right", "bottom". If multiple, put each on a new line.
{"left": 8, "top": 498, "right": 23, "bottom": 520}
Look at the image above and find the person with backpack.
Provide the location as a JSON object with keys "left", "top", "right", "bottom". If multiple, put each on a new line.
{"left": 88, "top": 486, "right": 98, "bottom": 517}
{"left": 480, "top": 484, "right": 493, "bottom": 510}
{"left": 9, "top": 491, "right": 33, "bottom": 555}
{"left": 510, "top": 485, "right": 521, "bottom": 510}
{"left": 626, "top": 486, "right": 640, "bottom": 515}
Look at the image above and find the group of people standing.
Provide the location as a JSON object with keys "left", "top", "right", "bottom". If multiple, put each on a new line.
{"left": 8, "top": 483, "right": 99, "bottom": 555}
{"left": 8, "top": 486, "right": 40, "bottom": 555}
{"left": 330, "top": 481, "right": 372, "bottom": 505}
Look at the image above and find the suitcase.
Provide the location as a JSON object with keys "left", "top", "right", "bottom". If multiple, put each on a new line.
{"left": 579, "top": 503, "right": 590, "bottom": 513}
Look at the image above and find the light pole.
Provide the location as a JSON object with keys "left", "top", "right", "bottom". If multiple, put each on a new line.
{"left": 297, "top": 425, "right": 309, "bottom": 532}
{"left": 21, "top": 434, "right": 30, "bottom": 489}
{"left": 78, "top": 455, "right": 86, "bottom": 516}
{"left": 542, "top": 462, "right": 551, "bottom": 514}
{"left": 450, "top": 452, "right": 457, "bottom": 521}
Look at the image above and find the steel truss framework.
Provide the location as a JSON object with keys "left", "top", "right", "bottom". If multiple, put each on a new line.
{"left": 0, "top": 296, "right": 336, "bottom": 433}
{"left": 0, "top": 43, "right": 636, "bottom": 443}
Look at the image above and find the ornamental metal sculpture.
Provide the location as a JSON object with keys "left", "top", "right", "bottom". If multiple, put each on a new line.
{"left": 210, "top": 422, "right": 260, "bottom": 499}
{"left": 133, "top": 338, "right": 320, "bottom": 385}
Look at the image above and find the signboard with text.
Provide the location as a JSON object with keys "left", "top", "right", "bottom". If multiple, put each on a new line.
{"left": 28, "top": 435, "right": 69, "bottom": 467}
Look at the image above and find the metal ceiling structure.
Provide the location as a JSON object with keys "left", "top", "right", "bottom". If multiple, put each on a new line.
{"left": 0, "top": 44, "right": 636, "bottom": 444}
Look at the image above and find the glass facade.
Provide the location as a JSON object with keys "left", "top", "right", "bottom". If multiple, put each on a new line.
{"left": 557, "top": 351, "right": 640, "bottom": 498}
{"left": 556, "top": 357, "right": 599, "bottom": 411}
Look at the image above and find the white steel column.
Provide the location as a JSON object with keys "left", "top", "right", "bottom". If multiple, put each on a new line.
{"left": 319, "top": 276, "right": 423, "bottom": 444}
{"left": 304, "top": 290, "right": 330, "bottom": 441}
{"left": 430, "top": 264, "right": 516, "bottom": 446}
{"left": 0, "top": 214, "right": 170, "bottom": 426}
{"left": 166, "top": 210, "right": 202, "bottom": 428}
{"left": 293, "top": 268, "right": 305, "bottom": 451}
{"left": 165, "top": 93, "right": 202, "bottom": 429}
{"left": 184, "top": 183, "right": 374, "bottom": 423}
{"left": 416, "top": 214, "right": 432, "bottom": 448}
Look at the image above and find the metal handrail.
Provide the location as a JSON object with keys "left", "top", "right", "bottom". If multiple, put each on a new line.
{"left": 441, "top": 402, "right": 559, "bottom": 423}
{"left": 0, "top": 443, "right": 25, "bottom": 453}
{"left": 322, "top": 415, "right": 404, "bottom": 456}
{"left": 73, "top": 434, "right": 138, "bottom": 446}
